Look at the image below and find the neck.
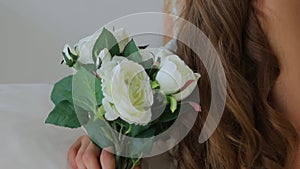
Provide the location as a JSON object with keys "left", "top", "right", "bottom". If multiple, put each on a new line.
{"left": 291, "top": 143, "right": 300, "bottom": 169}
{"left": 272, "top": 67, "right": 300, "bottom": 169}
{"left": 262, "top": 0, "right": 300, "bottom": 133}
{"left": 273, "top": 72, "right": 300, "bottom": 131}
{"left": 257, "top": 0, "right": 300, "bottom": 167}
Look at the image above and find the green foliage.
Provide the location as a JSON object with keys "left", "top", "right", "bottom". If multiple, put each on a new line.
{"left": 147, "top": 65, "right": 159, "bottom": 81}
{"left": 47, "top": 67, "right": 104, "bottom": 128}
{"left": 122, "top": 39, "right": 142, "bottom": 63}
{"left": 93, "top": 28, "right": 120, "bottom": 60}
{"left": 51, "top": 75, "right": 73, "bottom": 105}
{"left": 168, "top": 96, "right": 178, "bottom": 113}
{"left": 128, "top": 123, "right": 152, "bottom": 138}
{"left": 150, "top": 80, "right": 160, "bottom": 90}
{"left": 79, "top": 63, "right": 97, "bottom": 72}
{"left": 127, "top": 133, "right": 155, "bottom": 157}
{"left": 62, "top": 49, "right": 77, "bottom": 67}
{"left": 45, "top": 100, "right": 81, "bottom": 128}
{"left": 84, "top": 119, "right": 113, "bottom": 148}
{"left": 140, "top": 57, "right": 154, "bottom": 70}
{"left": 72, "top": 68, "right": 104, "bottom": 113}
{"left": 157, "top": 103, "right": 181, "bottom": 123}
{"left": 46, "top": 75, "right": 83, "bottom": 128}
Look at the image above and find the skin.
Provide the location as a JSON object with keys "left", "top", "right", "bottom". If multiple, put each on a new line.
{"left": 261, "top": 0, "right": 300, "bottom": 126}
{"left": 259, "top": 0, "right": 300, "bottom": 168}
{"left": 68, "top": 1, "right": 300, "bottom": 168}
{"left": 67, "top": 135, "right": 141, "bottom": 169}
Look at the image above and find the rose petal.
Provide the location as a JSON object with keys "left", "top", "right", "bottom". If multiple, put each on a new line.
{"left": 188, "top": 101, "right": 202, "bottom": 112}
{"left": 103, "top": 98, "right": 119, "bottom": 121}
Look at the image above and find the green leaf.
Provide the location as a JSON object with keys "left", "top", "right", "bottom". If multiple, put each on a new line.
{"left": 158, "top": 104, "right": 181, "bottom": 123}
{"left": 123, "top": 39, "right": 142, "bottom": 63}
{"left": 140, "top": 58, "right": 154, "bottom": 70}
{"left": 128, "top": 132, "right": 155, "bottom": 157}
{"left": 82, "top": 64, "right": 97, "bottom": 72}
{"left": 95, "top": 80, "right": 104, "bottom": 106}
{"left": 148, "top": 66, "right": 159, "bottom": 81}
{"left": 72, "top": 68, "right": 104, "bottom": 113}
{"left": 128, "top": 123, "right": 151, "bottom": 137}
{"left": 51, "top": 75, "right": 73, "bottom": 105}
{"left": 93, "top": 28, "right": 120, "bottom": 60}
{"left": 169, "top": 96, "right": 178, "bottom": 113}
{"left": 75, "top": 106, "right": 90, "bottom": 125}
{"left": 45, "top": 100, "right": 81, "bottom": 128}
{"left": 94, "top": 105, "right": 106, "bottom": 121}
{"left": 84, "top": 119, "right": 114, "bottom": 148}
{"left": 150, "top": 80, "right": 160, "bottom": 89}
{"left": 62, "top": 52, "right": 75, "bottom": 67}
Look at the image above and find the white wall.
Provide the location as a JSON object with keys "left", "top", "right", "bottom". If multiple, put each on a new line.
{"left": 0, "top": 0, "right": 164, "bottom": 84}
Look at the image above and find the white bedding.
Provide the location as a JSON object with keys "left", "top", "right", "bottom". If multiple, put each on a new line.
{"left": 0, "top": 84, "right": 84, "bottom": 169}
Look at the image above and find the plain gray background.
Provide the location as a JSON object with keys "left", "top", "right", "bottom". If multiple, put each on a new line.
{"left": 0, "top": 0, "right": 164, "bottom": 84}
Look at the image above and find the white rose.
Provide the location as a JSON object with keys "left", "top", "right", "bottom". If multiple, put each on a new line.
{"left": 75, "top": 35, "right": 96, "bottom": 64}
{"left": 96, "top": 48, "right": 112, "bottom": 67}
{"left": 97, "top": 56, "right": 153, "bottom": 125}
{"left": 97, "top": 56, "right": 124, "bottom": 103}
{"left": 72, "top": 28, "right": 129, "bottom": 65}
{"left": 156, "top": 54, "right": 200, "bottom": 101}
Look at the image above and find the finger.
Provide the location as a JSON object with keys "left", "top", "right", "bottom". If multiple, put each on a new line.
{"left": 68, "top": 136, "right": 83, "bottom": 169}
{"left": 75, "top": 136, "right": 90, "bottom": 169}
{"left": 83, "top": 142, "right": 101, "bottom": 169}
{"left": 100, "top": 149, "right": 115, "bottom": 169}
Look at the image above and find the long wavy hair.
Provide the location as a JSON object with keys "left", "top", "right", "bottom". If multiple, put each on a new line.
{"left": 173, "top": 0, "right": 298, "bottom": 168}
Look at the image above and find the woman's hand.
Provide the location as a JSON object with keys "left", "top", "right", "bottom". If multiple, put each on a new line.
{"left": 67, "top": 135, "right": 141, "bottom": 169}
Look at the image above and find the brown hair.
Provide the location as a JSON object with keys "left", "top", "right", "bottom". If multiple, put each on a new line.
{"left": 173, "top": 0, "right": 298, "bottom": 168}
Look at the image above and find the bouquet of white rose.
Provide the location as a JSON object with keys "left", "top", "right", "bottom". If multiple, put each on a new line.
{"left": 45, "top": 27, "right": 201, "bottom": 169}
